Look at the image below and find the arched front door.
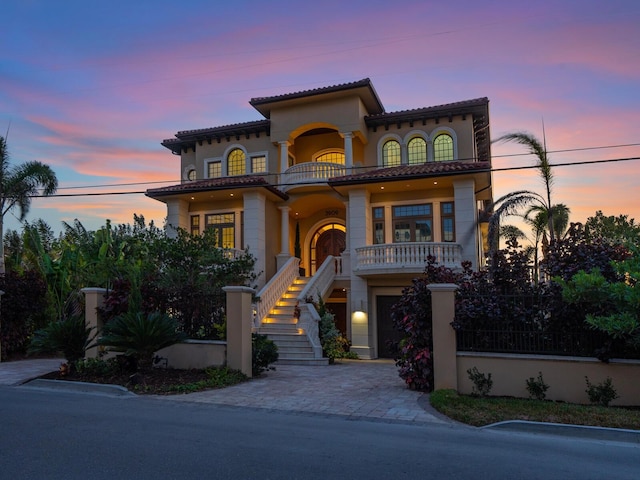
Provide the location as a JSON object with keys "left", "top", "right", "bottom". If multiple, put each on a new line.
{"left": 311, "top": 224, "right": 345, "bottom": 274}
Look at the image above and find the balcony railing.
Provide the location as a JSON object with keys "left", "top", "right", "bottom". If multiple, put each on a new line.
{"left": 354, "top": 242, "right": 462, "bottom": 275}
{"left": 281, "top": 162, "right": 346, "bottom": 191}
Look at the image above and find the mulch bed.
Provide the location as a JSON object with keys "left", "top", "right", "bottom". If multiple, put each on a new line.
{"left": 39, "top": 367, "right": 213, "bottom": 395}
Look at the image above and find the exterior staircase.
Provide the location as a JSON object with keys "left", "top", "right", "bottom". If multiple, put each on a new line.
{"left": 257, "top": 277, "right": 328, "bottom": 366}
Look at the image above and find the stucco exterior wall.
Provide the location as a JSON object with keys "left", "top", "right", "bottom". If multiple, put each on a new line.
{"left": 157, "top": 340, "right": 226, "bottom": 370}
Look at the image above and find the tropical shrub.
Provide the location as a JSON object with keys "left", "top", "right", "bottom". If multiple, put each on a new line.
{"left": 585, "top": 376, "right": 619, "bottom": 407}
{"left": 314, "top": 297, "right": 355, "bottom": 361}
{"left": 98, "top": 311, "right": 187, "bottom": 371}
{"left": 252, "top": 333, "right": 278, "bottom": 376}
{"left": 391, "top": 257, "right": 461, "bottom": 391}
{"left": 526, "top": 372, "right": 550, "bottom": 400}
{"left": 28, "top": 315, "right": 95, "bottom": 366}
{"left": 0, "top": 269, "right": 49, "bottom": 360}
{"left": 467, "top": 367, "right": 493, "bottom": 397}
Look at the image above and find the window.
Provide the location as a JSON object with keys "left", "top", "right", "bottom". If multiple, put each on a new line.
{"left": 205, "top": 213, "right": 235, "bottom": 248}
{"left": 208, "top": 161, "right": 221, "bottom": 178}
{"left": 190, "top": 215, "right": 200, "bottom": 236}
{"left": 441, "top": 202, "right": 455, "bottom": 242}
{"left": 251, "top": 155, "right": 266, "bottom": 173}
{"left": 315, "top": 151, "right": 345, "bottom": 164}
{"left": 434, "top": 134, "right": 454, "bottom": 162}
{"left": 187, "top": 169, "right": 196, "bottom": 181}
{"left": 382, "top": 140, "right": 401, "bottom": 167}
{"left": 372, "top": 207, "right": 385, "bottom": 244}
{"left": 407, "top": 137, "right": 427, "bottom": 165}
{"left": 392, "top": 204, "right": 432, "bottom": 242}
{"left": 227, "top": 148, "right": 245, "bottom": 176}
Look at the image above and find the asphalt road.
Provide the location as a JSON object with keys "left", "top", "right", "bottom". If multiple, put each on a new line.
{"left": 1, "top": 386, "right": 638, "bottom": 480}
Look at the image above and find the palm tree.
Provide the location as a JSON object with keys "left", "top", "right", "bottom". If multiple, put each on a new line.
{"left": 487, "top": 131, "right": 558, "bottom": 253}
{"left": 0, "top": 136, "right": 58, "bottom": 274}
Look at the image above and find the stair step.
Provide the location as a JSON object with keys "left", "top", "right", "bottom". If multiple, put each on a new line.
{"left": 275, "top": 358, "right": 329, "bottom": 366}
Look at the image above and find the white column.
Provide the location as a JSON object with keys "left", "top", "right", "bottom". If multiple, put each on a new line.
{"left": 453, "top": 178, "right": 478, "bottom": 269}
{"left": 279, "top": 141, "right": 290, "bottom": 173}
{"left": 243, "top": 191, "right": 267, "bottom": 289}
{"left": 166, "top": 199, "right": 189, "bottom": 238}
{"left": 276, "top": 206, "right": 291, "bottom": 270}
{"left": 348, "top": 189, "right": 374, "bottom": 358}
{"left": 278, "top": 206, "right": 290, "bottom": 255}
{"left": 341, "top": 132, "right": 354, "bottom": 172}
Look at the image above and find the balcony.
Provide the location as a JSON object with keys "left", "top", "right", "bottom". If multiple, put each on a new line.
{"left": 354, "top": 242, "right": 462, "bottom": 276}
{"left": 281, "top": 162, "right": 346, "bottom": 192}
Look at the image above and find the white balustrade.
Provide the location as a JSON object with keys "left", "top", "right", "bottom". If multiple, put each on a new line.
{"left": 354, "top": 243, "right": 462, "bottom": 272}
{"left": 297, "top": 255, "right": 337, "bottom": 303}
{"left": 254, "top": 256, "right": 299, "bottom": 325}
{"left": 281, "top": 162, "right": 346, "bottom": 191}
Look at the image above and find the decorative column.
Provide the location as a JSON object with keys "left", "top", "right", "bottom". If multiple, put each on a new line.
{"left": 243, "top": 191, "right": 267, "bottom": 289}
{"left": 223, "top": 286, "right": 255, "bottom": 378}
{"left": 166, "top": 199, "right": 189, "bottom": 238}
{"left": 277, "top": 206, "right": 291, "bottom": 270}
{"left": 453, "top": 179, "right": 478, "bottom": 269}
{"left": 428, "top": 283, "right": 459, "bottom": 391}
{"left": 340, "top": 132, "right": 354, "bottom": 172}
{"left": 279, "top": 141, "right": 290, "bottom": 173}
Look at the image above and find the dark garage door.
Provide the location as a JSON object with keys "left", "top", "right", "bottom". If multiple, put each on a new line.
{"left": 376, "top": 295, "right": 403, "bottom": 358}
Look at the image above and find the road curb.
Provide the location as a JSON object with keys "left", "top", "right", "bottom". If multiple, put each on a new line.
{"left": 483, "top": 420, "right": 640, "bottom": 444}
{"left": 20, "top": 379, "right": 136, "bottom": 397}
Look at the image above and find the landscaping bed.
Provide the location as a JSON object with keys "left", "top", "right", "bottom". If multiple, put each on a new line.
{"left": 39, "top": 364, "right": 247, "bottom": 395}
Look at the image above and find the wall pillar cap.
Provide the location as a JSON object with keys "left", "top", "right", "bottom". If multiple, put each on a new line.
{"left": 222, "top": 286, "right": 256, "bottom": 294}
{"left": 81, "top": 287, "right": 108, "bottom": 294}
{"left": 427, "top": 283, "right": 459, "bottom": 292}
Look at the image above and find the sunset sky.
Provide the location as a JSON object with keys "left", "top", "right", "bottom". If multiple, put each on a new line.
{"left": 2, "top": 0, "right": 639, "bottom": 236}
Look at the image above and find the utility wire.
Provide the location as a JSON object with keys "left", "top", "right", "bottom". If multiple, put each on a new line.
{"left": 30, "top": 155, "right": 640, "bottom": 198}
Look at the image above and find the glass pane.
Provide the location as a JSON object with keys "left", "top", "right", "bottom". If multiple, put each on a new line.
{"left": 208, "top": 161, "right": 221, "bottom": 178}
{"left": 408, "top": 137, "right": 427, "bottom": 164}
{"left": 415, "top": 220, "right": 432, "bottom": 242}
{"left": 434, "top": 134, "right": 454, "bottom": 162}
{"left": 383, "top": 140, "right": 401, "bottom": 167}
{"left": 228, "top": 149, "right": 246, "bottom": 176}
{"left": 443, "top": 218, "right": 454, "bottom": 242}
{"left": 374, "top": 222, "right": 384, "bottom": 244}
{"left": 394, "top": 223, "right": 411, "bottom": 242}
{"left": 251, "top": 155, "right": 266, "bottom": 173}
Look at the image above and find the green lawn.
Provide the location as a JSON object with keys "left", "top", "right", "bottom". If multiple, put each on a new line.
{"left": 430, "top": 390, "right": 640, "bottom": 430}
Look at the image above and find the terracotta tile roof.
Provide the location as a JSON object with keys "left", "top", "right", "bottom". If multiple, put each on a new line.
{"left": 365, "top": 97, "right": 489, "bottom": 124}
{"left": 328, "top": 161, "right": 491, "bottom": 186}
{"left": 249, "top": 78, "right": 384, "bottom": 117}
{"left": 145, "top": 175, "right": 288, "bottom": 200}
{"left": 174, "top": 119, "right": 270, "bottom": 139}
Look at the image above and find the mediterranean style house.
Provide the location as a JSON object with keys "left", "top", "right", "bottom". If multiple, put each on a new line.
{"left": 146, "top": 78, "right": 492, "bottom": 362}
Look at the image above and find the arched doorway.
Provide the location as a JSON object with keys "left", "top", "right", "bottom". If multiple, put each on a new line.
{"left": 310, "top": 223, "right": 345, "bottom": 274}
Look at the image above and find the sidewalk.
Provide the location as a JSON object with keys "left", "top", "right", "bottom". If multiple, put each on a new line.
{"left": 0, "top": 358, "right": 63, "bottom": 386}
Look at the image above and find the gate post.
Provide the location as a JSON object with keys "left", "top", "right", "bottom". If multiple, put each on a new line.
{"left": 428, "top": 283, "right": 459, "bottom": 391}
{"left": 223, "top": 286, "right": 255, "bottom": 378}
{"left": 81, "top": 288, "right": 107, "bottom": 359}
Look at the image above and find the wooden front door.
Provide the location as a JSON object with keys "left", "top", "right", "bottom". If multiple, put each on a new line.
{"left": 314, "top": 228, "right": 345, "bottom": 272}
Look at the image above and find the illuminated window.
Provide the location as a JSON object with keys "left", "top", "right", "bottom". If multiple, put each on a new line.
{"left": 227, "top": 149, "right": 246, "bottom": 176}
{"left": 251, "top": 155, "right": 266, "bottom": 173}
{"left": 190, "top": 215, "right": 200, "bottom": 236}
{"left": 205, "top": 213, "right": 235, "bottom": 248}
{"left": 434, "top": 134, "right": 454, "bottom": 161}
{"left": 382, "top": 140, "right": 401, "bottom": 167}
{"left": 407, "top": 137, "right": 427, "bottom": 164}
{"left": 315, "top": 151, "right": 345, "bottom": 164}
{"left": 208, "top": 161, "right": 221, "bottom": 178}
{"left": 187, "top": 169, "right": 196, "bottom": 181}
{"left": 441, "top": 202, "right": 455, "bottom": 242}
{"left": 372, "top": 207, "right": 385, "bottom": 244}
{"left": 392, "top": 204, "right": 432, "bottom": 242}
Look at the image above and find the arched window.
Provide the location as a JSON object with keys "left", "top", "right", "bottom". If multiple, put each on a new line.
{"left": 407, "top": 137, "right": 427, "bottom": 165}
{"left": 315, "top": 151, "right": 345, "bottom": 164}
{"left": 433, "top": 134, "right": 454, "bottom": 162}
{"left": 382, "top": 140, "right": 401, "bottom": 167}
{"left": 227, "top": 148, "right": 246, "bottom": 176}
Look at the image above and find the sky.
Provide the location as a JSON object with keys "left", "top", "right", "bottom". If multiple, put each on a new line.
{"left": 1, "top": 0, "right": 639, "bottom": 237}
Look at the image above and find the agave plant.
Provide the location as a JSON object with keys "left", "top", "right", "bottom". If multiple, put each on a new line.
{"left": 98, "top": 311, "right": 187, "bottom": 371}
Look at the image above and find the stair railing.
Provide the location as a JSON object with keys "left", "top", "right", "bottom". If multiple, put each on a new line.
{"left": 297, "top": 255, "right": 337, "bottom": 303}
{"left": 253, "top": 256, "right": 299, "bottom": 327}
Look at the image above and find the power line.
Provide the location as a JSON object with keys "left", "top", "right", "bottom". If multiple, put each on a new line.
{"left": 30, "top": 155, "right": 640, "bottom": 199}
{"left": 51, "top": 141, "right": 640, "bottom": 193}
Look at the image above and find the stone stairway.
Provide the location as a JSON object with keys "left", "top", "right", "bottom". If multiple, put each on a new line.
{"left": 257, "top": 277, "right": 328, "bottom": 366}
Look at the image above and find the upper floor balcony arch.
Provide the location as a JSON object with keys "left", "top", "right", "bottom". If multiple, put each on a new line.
{"left": 279, "top": 122, "right": 363, "bottom": 192}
